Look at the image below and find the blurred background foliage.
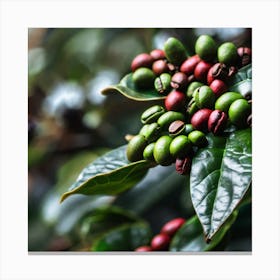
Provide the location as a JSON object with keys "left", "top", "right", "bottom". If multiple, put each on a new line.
{"left": 28, "top": 28, "right": 252, "bottom": 251}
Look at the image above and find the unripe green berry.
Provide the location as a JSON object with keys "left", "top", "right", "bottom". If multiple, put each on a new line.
{"left": 132, "top": 67, "right": 155, "bottom": 90}
{"left": 139, "top": 124, "right": 149, "bottom": 136}
{"left": 217, "top": 42, "right": 238, "bottom": 65}
{"left": 195, "top": 35, "right": 217, "bottom": 62}
{"left": 157, "top": 111, "right": 185, "bottom": 130}
{"left": 228, "top": 99, "right": 251, "bottom": 128}
{"left": 215, "top": 91, "right": 244, "bottom": 113}
{"left": 193, "top": 85, "right": 216, "bottom": 109}
{"left": 154, "top": 73, "right": 171, "bottom": 94}
{"left": 188, "top": 130, "right": 208, "bottom": 147}
{"left": 143, "top": 142, "right": 156, "bottom": 161}
{"left": 126, "top": 134, "right": 147, "bottom": 162}
{"left": 141, "top": 123, "right": 161, "bottom": 142}
{"left": 163, "top": 37, "right": 187, "bottom": 66}
{"left": 187, "top": 98, "right": 199, "bottom": 117}
{"left": 141, "top": 105, "right": 165, "bottom": 124}
{"left": 153, "top": 135, "right": 174, "bottom": 166}
{"left": 186, "top": 81, "right": 204, "bottom": 99}
{"left": 170, "top": 135, "right": 192, "bottom": 157}
{"left": 184, "top": 124, "right": 194, "bottom": 135}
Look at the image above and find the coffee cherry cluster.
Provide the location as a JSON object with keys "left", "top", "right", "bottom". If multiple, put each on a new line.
{"left": 126, "top": 105, "right": 208, "bottom": 174}
{"left": 131, "top": 35, "right": 251, "bottom": 100}
{"left": 134, "top": 217, "right": 186, "bottom": 252}
{"left": 126, "top": 35, "right": 252, "bottom": 175}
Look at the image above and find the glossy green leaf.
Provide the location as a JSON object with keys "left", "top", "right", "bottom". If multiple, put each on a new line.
{"left": 91, "top": 222, "right": 152, "bottom": 251}
{"left": 55, "top": 150, "right": 107, "bottom": 193}
{"left": 190, "top": 128, "right": 252, "bottom": 241}
{"left": 60, "top": 145, "right": 152, "bottom": 202}
{"left": 228, "top": 64, "right": 252, "bottom": 99}
{"left": 42, "top": 191, "right": 114, "bottom": 235}
{"left": 101, "top": 73, "right": 166, "bottom": 101}
{"left": 77, "top": 206, "right": 143, "bottom": 241}
{"left": 170, "top": 210, "right": 238, "bottom": 252}
{"left": 114, "top": 165, "right": 187, "bottom": 215}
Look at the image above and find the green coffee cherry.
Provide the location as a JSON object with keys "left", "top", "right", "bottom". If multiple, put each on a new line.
{"left": 215, "top": 91, "right": 244, "bottom": 113}
{"left": 193, "top": 85, "right": 216, "bottom": 109}
{"left": 187, "top": 98, "right": 199, "bottom": 117}
{"left": 217, "top": 42, "right": 238, "bottom": 65}
{"left": 132, "top": 67, "right": 155, "bottom": 89}
{"left": 188, "top": 130, "right": 207, "bottom": 147}
{"left": 185, "top": 124, "right": 194, "bottom": 135}
{"left": 228, "top": 99, "right": 251, "bottom": 128}
{"left": 141, "top": 105, "right": 165, "bottom": 124}
{"left": 139, "top": 124, "right": 149, "bottom": 136}
{"left": 170, "top": 135, "right": 192, "bottom": 157}
{"left": 154, "top": 73, "right": 171, "bottom": 94}
{"left": 186, "top": 81, "right": 204, "bottom": 99}
{"left": 157, "top": 111, "right": 185, "bottom": 130}
{"left": 195, "top": 34, "right": 217, "bottom": 61}
{"left": 143, "top": 142, "right": 156, "bottom": 161}
{"left": 141, "top": 123, "right": 161, "bottom": 142}
{"left": 153, "top": 135, "right": 174, "bottom": 166}
{"left": 163, "top": 37, "right": 187, "bottom": 66}
{"left": 126, "top": 134, "right": 147, "bottom": 162}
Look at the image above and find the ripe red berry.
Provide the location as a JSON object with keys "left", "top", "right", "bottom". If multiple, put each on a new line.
{"left": 208, "top": 109, "right": 228, "bottom": 135}
{"left": 151, "top": 233, "right": 171, "bottom": 251}
{"left": 152, "top": 59, "right": 169, "bottom": 75}
{"left": 191, "top": 108, "right": 213, "bottom": 131}
{"left": 150, "top": 49, "right": 165, "bottom": 60}
{"left": 131, "top": 53, "right": 154, "bottom": 72}
{"left": 207, "top": 66, "right": 215, "bottom": 85}
{"left": 165, "top": 90, "right": 186, "bottom": 111}
{"left": 175, "top": 157, "right": 192, "bottom": 175}
{"left": 209, "top": 79, "right": 227, "bottom": 97}
{"left": 194, "top": 61, "right": 212, "bottom": 83}
{"left": 160, "top": 218, "right": 186, "bottom": 237}
{"left": 207, "top": 62, "right": 229, "bottom": 84}
{"left": 135, "top": 245, "right": 152, "bottom": 252}
{"left": 180, "top": 54, "right": 201, "bottom": 75}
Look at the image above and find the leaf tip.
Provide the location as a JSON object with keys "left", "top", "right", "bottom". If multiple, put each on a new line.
{"left": 101, "top": 86, "right": 117, "bottom": 96}
{"left": 206, "top": 237, "right": 212, "bottom": 244}
{"left": 59, "top": 192, "right": 70, "bottom": 203}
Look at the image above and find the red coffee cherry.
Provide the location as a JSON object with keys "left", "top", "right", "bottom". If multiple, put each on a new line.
{"left": 180, "top": 54, "right": 201, "bottom": 75}
{"left": 165, "top": 90, "right": 186, "bottom": 111}
{"left": 175, "top": 157, "right": 192, "bottom": 175}
{"left": 152, "top": 59, "right": 169, "bottom": 76}
{"left": 237, "top": 47, "right": 252, "bottom": 67}
{"left": 207, "top": 65, "right": 216, "bottom": 85}
{"left": 170, "top": 72, "right": 188, "bottom": 91}
{"left": 150, "top": 49, "right": 165, "bottom": 60}
{"left": 160, "top": 218, "right": 186, "bottom": 237}
{"left": 135, "top": 245, "right": 152, "bottom": 252}
{"left": 191, "top": 108, "right": 212, "bottom": 131}
{"left": 194, "top": 61, "right": 212, "bottom": 83}
{"left": 208, "top": 109, "right": 228, "bottom": 135}
{"left": 131, "top": 53, "right": 154, "bottom": 72}
{"left": 207, "top": 62, "right": 229, "bottom": 85}
{"left": 209, "top": 79, "right": 227, "bottom": 97}
{"left": 151, "top": 233, "right": 171, "bottom": 251}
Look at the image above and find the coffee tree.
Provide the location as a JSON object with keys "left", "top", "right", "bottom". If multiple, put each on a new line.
{"left": 58, "top": 32, "right": 252, "bottom": 252}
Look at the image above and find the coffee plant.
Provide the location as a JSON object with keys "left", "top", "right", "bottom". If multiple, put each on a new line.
{"left": 57, "top": 32, "right": 252, "bottom": 252}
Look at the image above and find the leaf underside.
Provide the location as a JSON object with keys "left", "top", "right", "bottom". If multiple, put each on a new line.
{"left": 101, "top": 73, "right": 166, "bottom": 101}
{"left": 60, "top": 145, "right": 152, "bottom": 202}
